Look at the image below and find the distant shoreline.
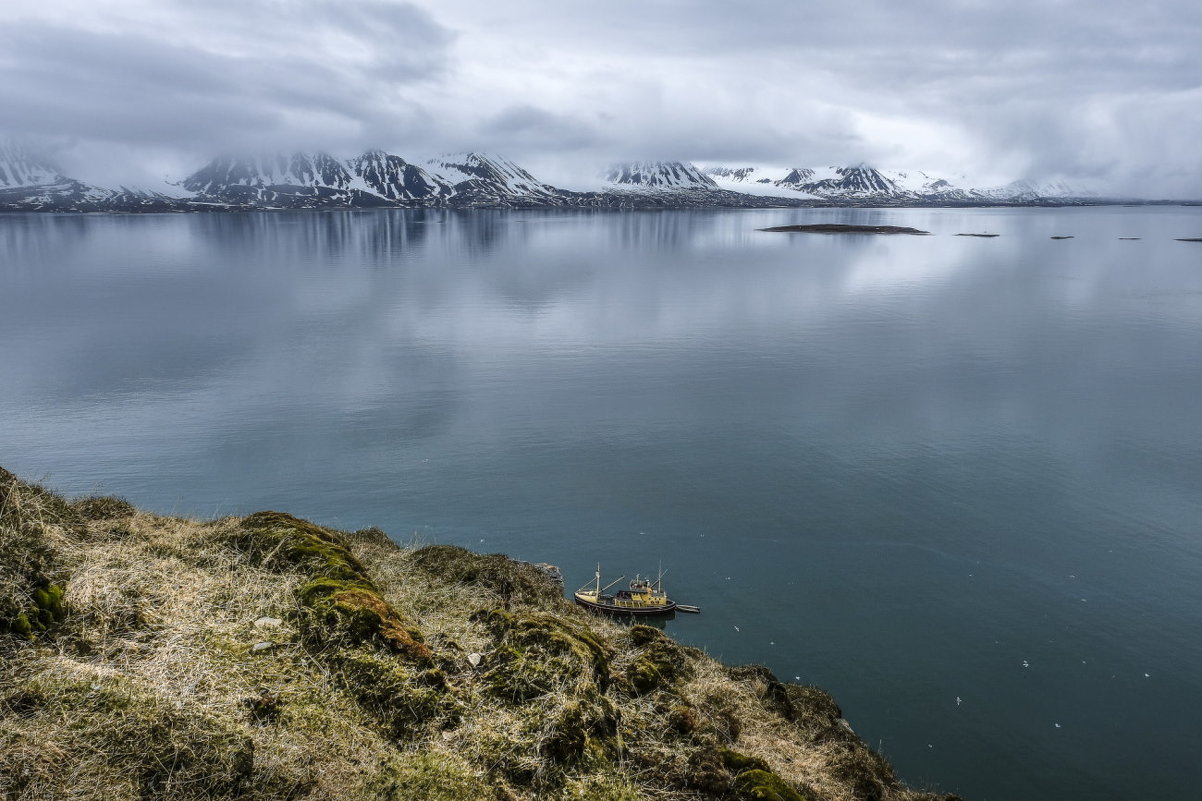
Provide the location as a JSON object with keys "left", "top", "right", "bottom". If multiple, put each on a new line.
{"left": 3, "top": 198, "right": 1199, "bottom": 215}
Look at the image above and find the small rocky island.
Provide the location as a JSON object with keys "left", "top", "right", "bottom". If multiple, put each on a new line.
{"left": 760, "top": 224, "right": 931, "bottom": 235}
{"left": 0, "top": 467, "right": 962, "bottom": 801}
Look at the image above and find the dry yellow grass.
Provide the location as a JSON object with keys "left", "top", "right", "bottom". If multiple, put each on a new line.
{"left": 0, "top": 468, "right": 962, "bottom": 801}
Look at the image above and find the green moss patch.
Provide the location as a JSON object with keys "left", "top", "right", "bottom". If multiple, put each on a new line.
{"left": 488, "top": 610, "right": 610, "bottom": 672}
{"left": 537, "top": 692, "right": 620, "bottom": 767}
{"left": 297, "top": 578, "right": 429, "bottom": 660}
{"left": 732, "top": 768, "right": 810, "bottom": 801}
{"left": 231, "top": 510, "right": 369, "bottom": 581}
{"left": 722, "top": 748, "right": 770, "bottom": 774}
{"left": 333, "top": 651, "right": 457, "bottom": 739}
{"left": 1, "top": 582, "right": 66, "bottom": 639}
{"left": 233, "top": 511, "right": 430, "bottom": 661}
{"left": 621, "top": 625, "right": 692, "bottom": 695}
{"left": 1, "top": 469, "right": 75, "bottom": 640}
{"left": 407, "top": 545, "right": 565, "bottom": 606}
{"left": 473, "top": 609, "right": 621, "bottom": 787}
{"left": 363, "top": 752, "right": 492, "bottom": 801}
{"left": 477, "top": 609, "right": 611, "bottom": 701}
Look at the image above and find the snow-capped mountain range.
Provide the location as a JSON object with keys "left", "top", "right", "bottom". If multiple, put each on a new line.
{"left": 702, "top": 164, "right": 1099, "bottom": 202}
{"left": 603, "top": 161, "right": 718, "bottom": 190}
{"left": 0, "top": 143, "right": 1107, "bottom": 213}
{"left": 0, "top": 141, "right": 114, "bottom": 209}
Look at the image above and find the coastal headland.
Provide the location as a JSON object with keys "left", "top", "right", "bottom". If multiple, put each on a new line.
{"left": 0, "top": 467, "right": 961, "bottom": 801}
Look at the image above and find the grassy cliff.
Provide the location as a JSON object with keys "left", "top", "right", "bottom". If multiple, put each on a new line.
{"left": 0, "top": 467, "right": 962, "bottom": 801}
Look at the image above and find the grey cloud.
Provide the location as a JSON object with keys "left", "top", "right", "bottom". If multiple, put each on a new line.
{"left": 0, "top": 0, "right": 454, "bottom": 182}
{"left": 481, "top": 106, "right": 601, "bottom": 151}
{"left": 2, "top": 0, "right": 1201, "bottom": 195}
{"left": 418, "top": 0, "right": 1202, "bottom": 192}
{"left": 0, "top": 25, "right": 275, "bottom": 143}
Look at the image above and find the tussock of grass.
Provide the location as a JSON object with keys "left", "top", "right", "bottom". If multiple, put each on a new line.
{"left": 72, "top": 495, "right": 137, "bottom": 521}
{"left": 0, "top": 468, "right": 964, "bottom": 801}
{"left": 0, "top": 468, "right": 77, "bottom": 639}
{"left": 406, "top": 544, "right": 568, "bottom": 608}
{"left": 619, "top": 624, "right": 693, "bottom": 695}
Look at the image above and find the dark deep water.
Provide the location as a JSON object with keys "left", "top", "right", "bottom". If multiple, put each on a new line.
{"left": 3, "top": 206, "right": 1202, "bottom": 799}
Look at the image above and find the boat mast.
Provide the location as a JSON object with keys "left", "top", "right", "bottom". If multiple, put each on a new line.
{"left": 576, "top": 565, "right": 605, "bottom": 596}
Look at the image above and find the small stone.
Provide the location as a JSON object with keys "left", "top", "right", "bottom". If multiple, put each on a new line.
{"left": 252, "top": 641, "right": 274, "bottom": 653}
{"left": 254, "top": 617, "right": 283, "bottom": 629}
{"left": 467, "top": 652, "right": 482, "bottom": 668}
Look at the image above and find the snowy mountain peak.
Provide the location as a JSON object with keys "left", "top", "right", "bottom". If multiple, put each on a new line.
{"left": 425, "top": 153, "right": 543, "bottom": 190}
{"left": 0, "top": 141, "right": 65, "bottom": 188}
{"left": 604, "top": 161, "right": 718, "bottom": 190}
{"left": 421, "top": 152, "right": 560, "bottom": 204}
{"left": 779, "top": 165, "right": 901, "bottom": 196}
{"left": 181, "top": 152, "right": 352, "bottom": 194}
{"left": 704, "top": 166, "right": 759, "bottom": 182}
{"left": 779, "top": 167, "right": 816, "bottom": 185}
{"left": 346, "top": 151, "right": 453, "bottom": 203}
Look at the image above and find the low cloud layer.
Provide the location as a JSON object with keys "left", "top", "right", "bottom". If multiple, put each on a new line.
{"left": 3, "top": 0, "right": 1200, "bottom": 196}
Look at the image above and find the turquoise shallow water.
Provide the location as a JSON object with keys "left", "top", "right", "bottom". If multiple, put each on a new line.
{"left": 3, "top": 206, "right": 1201, "bottom": 799}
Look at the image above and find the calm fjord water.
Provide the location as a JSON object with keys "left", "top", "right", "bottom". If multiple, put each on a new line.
{"left": 3, "top": 207, "right": 1202, "bottom": 799}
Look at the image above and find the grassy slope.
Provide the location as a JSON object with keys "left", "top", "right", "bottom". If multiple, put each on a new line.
{"left": 0, "top": 468, "right": 962, "bottom": 801}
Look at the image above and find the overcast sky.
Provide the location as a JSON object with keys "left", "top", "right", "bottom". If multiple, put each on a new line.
{"left": 2, "top": 0, "right": 1200, "bottom": 195}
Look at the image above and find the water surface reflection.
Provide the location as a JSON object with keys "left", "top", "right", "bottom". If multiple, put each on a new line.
{"left": 2, "top": 207, "right": 1202, "bottom": 800}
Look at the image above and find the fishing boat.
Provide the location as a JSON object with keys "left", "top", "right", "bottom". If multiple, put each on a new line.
{"left": 574, "top": 565, "right": 678, "bottom": 616}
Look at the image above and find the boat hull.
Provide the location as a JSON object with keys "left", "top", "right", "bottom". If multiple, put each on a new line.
{"left": 574, "top": 596, "right": 677, "bottom": 617}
